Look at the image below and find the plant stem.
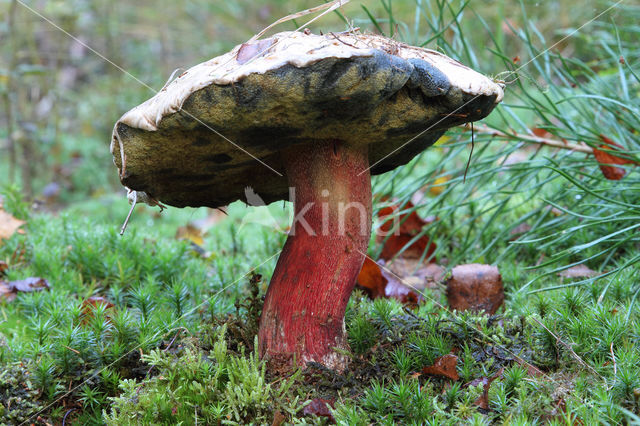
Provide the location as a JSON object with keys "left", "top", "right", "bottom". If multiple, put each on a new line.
{"left": 258, "top": 140, "right": 371, "bottom": 371}
{"left": 473, "top": 124, "right": 594, "bottom": 154}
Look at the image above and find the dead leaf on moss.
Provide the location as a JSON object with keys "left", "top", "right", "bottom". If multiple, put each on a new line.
{"left": 420, "top": 354, "right": 459, "bottom": 380}
{"left": 80, "top": 296, "right": 115, "bottom": 323}
{"left": 557, "top": 264, "right": 599, "bottom": 279}
{"left": 0, "top": 277, "right": 50, "bottom": 302}
{"left": 356, "top": 258, "right": 424, "bottom": 305}
{"left": 471, "top": 367, "right": 504, "bottom": 410}
{"left": 271, "top": 410, "right": 286, "bottom": 426}
{"left": 82, "top": 296, "right": 115, "bottom": 312}
{"left": 429, "top": 176, "right": 450, "bottom": 196}
{"left": 302, "top": 398, "right": 334, "bottom": 421}
{"left": 514, "top": 357, "right": 545, "bottom": 377}
{"left": 446, "top": 264, "right": 504, "bottom": 315}
{"left": 386, "top": 258, "right": 444, "bottom": 290}
{"left": 0, "top": 209, "right": 26, "bottom": 244}
{"left": 190, "top": 208, "right": 228, "bottom": 233}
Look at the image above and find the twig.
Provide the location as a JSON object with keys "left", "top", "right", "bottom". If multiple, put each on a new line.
{"left": 329, "top": 31, "right": 358, "bottom": 48}
{"left": 248, "top": 0, "right": 350, "bottom": 43}
{"left": 610, "top": 342, "right": 617, "bottom": 377}
{"left": 120, "top": 189, "right": 137, "bottom": 236}
{"left": 531, "top": 316, "right": 602, "bottom": 378}
{"left": 62, "top": 408, "right": 76, "bottom": 426}
{"left": 473, "top": 124, "right": 594, "bottom": 154}
{"left": 63, "top": 345, "right": 80, "bottom": 354}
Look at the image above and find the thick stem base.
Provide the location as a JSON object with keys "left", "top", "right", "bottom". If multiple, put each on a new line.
{"left": 258, "top": 140, "right": 371, "bottom": 371}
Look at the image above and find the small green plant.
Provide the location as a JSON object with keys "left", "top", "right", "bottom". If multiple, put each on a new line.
{"left": 104, "top": 325, "right": 302, "bottom": 425}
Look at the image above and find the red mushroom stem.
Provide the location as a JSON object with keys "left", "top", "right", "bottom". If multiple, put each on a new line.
{"left": 258, "top": 140, "right": 372, "bottom": 371}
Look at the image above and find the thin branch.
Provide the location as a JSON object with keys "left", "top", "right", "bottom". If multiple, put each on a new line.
{"left": 473, "top": 124, "right": 594, "bottom": 154}
{"left": 531, "top": 316, "right": 603, "bottom": 379}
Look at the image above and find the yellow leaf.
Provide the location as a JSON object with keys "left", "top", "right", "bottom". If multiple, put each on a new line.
{"left": 175, "top": 224, "right": 204, "bottom": 247}
{"left": 429, "top": 176, "right": 450, "bottom": 196}
{"left": 434, "top": 135, "right": 451, "bottom": 146}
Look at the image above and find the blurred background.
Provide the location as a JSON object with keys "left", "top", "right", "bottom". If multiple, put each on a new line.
{"left": 0, "top": 0, "right": 638, "bottom": 276}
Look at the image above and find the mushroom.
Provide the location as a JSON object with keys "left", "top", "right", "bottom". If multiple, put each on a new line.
{"left": 111, "top": 31, "right": 503, "bottom": 371}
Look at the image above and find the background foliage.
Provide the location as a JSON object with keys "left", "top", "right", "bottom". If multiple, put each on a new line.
{"left": 0, "top": 0, "right": 639, "bottom": 424}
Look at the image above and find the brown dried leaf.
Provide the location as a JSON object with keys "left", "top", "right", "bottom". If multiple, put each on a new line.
{"left": 82, "top": 296, "right": 115, "bottom": 311}
{"left": 271, "top": 410, "right": 285, "bottom": 426}
{"left": 386, "top": 258, "right": 444, "bottom": 291}
{"left": 81, "top": 296, "right": 115, "bottom": 323}
{"left": 0, "top": 277, "right": 50, "bottom": 302}
{"left": 377, "top": 200, "right": 436, "bottom": 261}
{"left": 593, "top": 135, "right": 637, "bottom": 180}
{"left": 190, "top": 208, "right": 228, "bottom": 232}
{"left": 421, "top": 354, "right": 459, "bottom": 380}
{"left": 0, "top": 209, "right": 26, "bottom": 244}
{"left": 0, "top": 260, "right": 8, "bottom": 276}
{"left": 514, "top": 357, "right": 544, "bottom": 377}
{"left": 557, "top": 264, "right": 599, "bottom": 279}
{"left": 446, "top": 264, "right": 504, "bottom": 315}
{"left": 356, "top": 258, "right": 424, "bottom": 305}
{"left": 356, "top": 257, "right": 387, "bottom": 299}
{"left": 303, "top": 398, "right": 334, "bottom": 421}
{"left": 472, "top": 367, "right": 504, "bottom": 410}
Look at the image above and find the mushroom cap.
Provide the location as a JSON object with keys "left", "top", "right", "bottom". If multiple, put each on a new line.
{"left": 111, "top": 31, "right": 503, "bottom": 208}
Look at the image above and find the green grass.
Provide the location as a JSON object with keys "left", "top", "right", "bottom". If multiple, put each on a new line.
{"left": 1, "top": 183, "right": 639, "bottom": 424}
{"left": 1, "top": 0, "right": 640, "bottom": 424}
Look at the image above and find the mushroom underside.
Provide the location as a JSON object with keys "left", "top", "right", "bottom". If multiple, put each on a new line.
{"left": 112, "top": 53, "right": 498, "bottom": 208}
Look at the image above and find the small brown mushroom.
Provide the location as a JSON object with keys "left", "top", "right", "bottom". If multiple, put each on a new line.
{"left": 111, "top": 31, "right": 503, "bottom": 371}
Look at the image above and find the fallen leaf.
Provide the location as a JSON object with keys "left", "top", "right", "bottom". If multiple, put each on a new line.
{"left": 175, "top": 224, "right": 204, "bottom": 247}
{"left": 386, "top": 258, "right": 444, "bottom": 291}
{"left": 550, "top": 206, "right": 564, "bottom": 216}
{"left": 471, "top": 367, "right": 504, "bottom": 410}
{"left": 531, "top": 127, "right": 551, "bottom": 138}
{"left": 593, "top": 135, "right": 637, "bottom": 180}
{"left": 509, "top": 223, "right": 532, "bottom": 240}
{"left": 429, "top": 176, "right": 450, "bottom": 196}
{"left": 0, "top": 260, "right": 7, "bottom": 276}
{"left": 303, "top": 398, "right": 334, "bottom": 421}
{"left": 236, "top": 38, "right": 276, "bottom": 64}
{"left": 385, "top": 278, "right": 422, "bottom": 306}
{"left": 0, "top": 277, "right": 50, "bottom": 302}
{"left": 377, "top": 200, "right": 436, "bottom": 261}
{"left": 0, "top": 209, "right": 26, "bottom": 244}
{"left": 433, "top": 135, "right": 451, "bottom": 146}
{"left": 356, "top": 257, "right": 387, "bottom": 299}
{"left": 271, "top": 410, "right": 285, "bottom": 426}
{"left": 557, "top": 264, "right": 599, "bottom": 279}
{"left": 420, "top": 354, "right": 459, "bottom": 380}
{"left": 514, "top": 357, "right": 544, "bottom": 377}
{"left": 446, "top": 264, "right": 504, "bottom": 315}
{"left": 82, "top": 296, "right": 115, "bottom": 312}
{"left": 356, "top": 258, "right": 424, "bottom": 305}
